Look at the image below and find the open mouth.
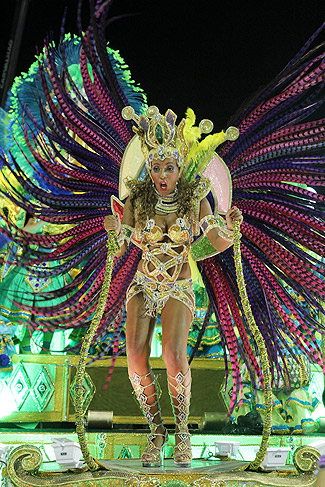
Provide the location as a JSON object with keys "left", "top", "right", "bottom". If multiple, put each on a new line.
{"left": 160, "top": 182, "right": 167, "bottom": 190}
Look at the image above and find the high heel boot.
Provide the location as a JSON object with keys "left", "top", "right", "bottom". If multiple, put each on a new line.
{"left": 167, "top": 368, "right": 192, "bottom": 467}
{"left": 130, "top": 370, "right": 168, "bottom": 467}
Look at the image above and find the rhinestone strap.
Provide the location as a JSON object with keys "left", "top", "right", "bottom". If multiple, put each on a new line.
{"left": 199, "top": 214, "right": 236, "bottom": 243}
{"left": 167, "top": 368, "right": 192, "bottom": 464}
{"left": 167, "top": 368, "right": 191, "bottom": 428}
{"left": 129, "top": 371, "right": 168, "bottom": 464}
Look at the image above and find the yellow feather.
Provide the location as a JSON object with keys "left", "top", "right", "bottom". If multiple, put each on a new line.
{"left": 184, "top": 108, "right": 201, "bottom": 143}
{"left": 185, "top": 107, "right": 196, "bottom": 126}
{"left": 187, "top": 141, "right": 199, "bottom": 163}
{"left": 188, "top": 253, "right": 204, "bottom": 287}
{"left": 199, "top": 132, "right": 226, "bottom": 151}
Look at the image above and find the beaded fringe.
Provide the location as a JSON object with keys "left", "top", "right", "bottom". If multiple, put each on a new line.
{"left": 233, "top": 221, "right": 272, "bottom": 470}
{"left": 74, "top": 231, "right": 120, "bottom": 471}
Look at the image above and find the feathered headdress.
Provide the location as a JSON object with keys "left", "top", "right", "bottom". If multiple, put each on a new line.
{"left": 119, "top": 105, "right": 239, "bottom": 199}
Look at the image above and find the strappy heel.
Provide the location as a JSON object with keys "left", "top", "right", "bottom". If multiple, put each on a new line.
{"left": 167, "top": 368, "right": 192, "bottom": 468}
{"left": 130, "top": 370, "right": 168, "bottom": 467}
{"left": 142, "top": 422, "right": 168, "bottom": 467}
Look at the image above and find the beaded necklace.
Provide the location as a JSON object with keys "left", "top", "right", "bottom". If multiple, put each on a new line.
{"left": 154, "top": 188, "right": 179, "bottom": 214}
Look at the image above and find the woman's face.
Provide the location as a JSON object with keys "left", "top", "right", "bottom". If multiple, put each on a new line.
{"left": 150, "top": 158, "right": 179, "bottom": 196}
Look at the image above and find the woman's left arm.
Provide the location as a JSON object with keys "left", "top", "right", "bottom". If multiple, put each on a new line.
{"left": 199, "top": 198, "right": 243, "bottom": 253}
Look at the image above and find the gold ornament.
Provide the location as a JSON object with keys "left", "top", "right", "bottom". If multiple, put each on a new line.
{"left": 121, "top": 105, "right": 136, "bottom": 121}
{"left": 233, "top": 220, "right": 273, "bottom": 470}
{"left": 199, "top": 118, "right": 214, "bottom": 134}
{"left": 225, "top": 126, "right": 239, "bottom": 141}
{"left": 73, "top": 230, "right": 120, "bottom": 471}
{"left": 126, "top": 478, "right": 141, "bottom": 487}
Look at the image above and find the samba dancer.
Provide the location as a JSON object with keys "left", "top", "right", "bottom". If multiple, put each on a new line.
{"left": 104, "top": 106, "right": 243, "bottom": 467}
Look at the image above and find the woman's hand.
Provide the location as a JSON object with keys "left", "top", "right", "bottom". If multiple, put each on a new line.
{"left": 225, "top": 206, "right": 243, "bottom": 230}
{"left": 104, "top": 214, "right": 121, "bottom": 233}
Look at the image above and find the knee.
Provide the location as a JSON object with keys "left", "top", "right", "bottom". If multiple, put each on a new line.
{"left": 126, "top": 340, "right": 150, "bottom": 366}
{"left": 162, "top": 342, "right": 187, "bottom": 372}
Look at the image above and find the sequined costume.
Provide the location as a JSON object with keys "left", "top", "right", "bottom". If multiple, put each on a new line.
{"left": 127, "top": 270, "right": 195, "bottom": 318}
{"left": 123, "top": 173, "right": 235, "bottom": 318}
{"left": 126, "top": 214, "right": 193, "bottom": 316}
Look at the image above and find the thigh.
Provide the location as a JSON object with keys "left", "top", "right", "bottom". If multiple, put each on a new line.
{"left": 160, "top": 297, "right": 192, "bottom": 351}
{"left": 126, "top": 292, "right": 157, "bottom": 350}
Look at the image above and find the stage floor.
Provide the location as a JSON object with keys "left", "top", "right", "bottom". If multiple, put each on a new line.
{"left": 95, "top": 457, "right": 250, "bottom": 473}
{"left": 0, "top": 430, "right": 321, "bottom": 487}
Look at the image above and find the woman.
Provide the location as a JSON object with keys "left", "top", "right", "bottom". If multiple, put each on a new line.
{"left": 105, "top": 130, "right": 243, "bottom": 467}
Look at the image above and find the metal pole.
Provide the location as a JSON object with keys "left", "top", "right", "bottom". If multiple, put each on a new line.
{"left": 0, "top": 0, "right": 31, "bottom": 108}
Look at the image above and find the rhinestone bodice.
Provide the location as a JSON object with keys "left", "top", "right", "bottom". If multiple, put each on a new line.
{"left": 143, "top": 217, "right": 191, "bottom": 244}
{"left": 139, "top": 216, "right": 192, "bottom": 283}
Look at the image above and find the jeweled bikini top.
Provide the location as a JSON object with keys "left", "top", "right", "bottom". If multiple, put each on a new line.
{"left": 140, "top": 216, "right": 192, "bottom": 283}
{"left": 143, "top": 217, "right": 191, "bottom": 245}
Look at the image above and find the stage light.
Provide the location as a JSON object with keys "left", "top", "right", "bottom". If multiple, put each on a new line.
{"left": 254, "top": 447, "right": 291, "bottom": 469}
{"left": 51, "top": 438, "right": 84, "bottom": 468}
{"left": 215, "top": 440, "right": 240, "bottom": 457}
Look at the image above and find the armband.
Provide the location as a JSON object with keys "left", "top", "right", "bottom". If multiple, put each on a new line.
{"left": 199, "top": 215, "right": 235, "bottom": 243}
{"left": 218, "top": 226, "right": 235, "bottom": 242}
{"left": 118, "top": 224, "right": 134, "bottom": 246}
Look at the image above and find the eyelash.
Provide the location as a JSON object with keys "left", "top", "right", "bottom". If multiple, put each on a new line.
{"left": 152, "top": 166, "right": 174, "bottom": 172}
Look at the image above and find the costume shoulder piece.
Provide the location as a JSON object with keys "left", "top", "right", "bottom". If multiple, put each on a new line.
{"left": 194, "top": 177, "right": 211, "bottom": 202}
{"left": 191, "top": 177, "right": 212, "bottom": 235}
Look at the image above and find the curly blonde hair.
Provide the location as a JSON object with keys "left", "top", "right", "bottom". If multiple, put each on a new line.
{"left": 126, "top": 175, "right": 200, "bottom": 229}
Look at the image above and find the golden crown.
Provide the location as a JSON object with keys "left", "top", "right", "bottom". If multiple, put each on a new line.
{"left": 122, "top": 105, "right": 239, "bottom": 177}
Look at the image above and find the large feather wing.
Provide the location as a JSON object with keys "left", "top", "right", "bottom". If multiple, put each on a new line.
{"left": 195, "top": 25, "right": 325, "bottom": 412}
{"left": 0, "top": 1, "right": 146, "bottom": 342}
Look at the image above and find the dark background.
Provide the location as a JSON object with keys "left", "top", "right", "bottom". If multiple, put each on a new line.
{"left": 1, "top": 0, "right": 324, "bottom": 127}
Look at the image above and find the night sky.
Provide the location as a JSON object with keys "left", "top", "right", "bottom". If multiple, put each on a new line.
{"left": 1, "top": 0, "right": 324, "bottom": 127}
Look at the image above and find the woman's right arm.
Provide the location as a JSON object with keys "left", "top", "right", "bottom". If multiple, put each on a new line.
{"left": 104, "top": 197, "right": 135, "bottom": 257}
